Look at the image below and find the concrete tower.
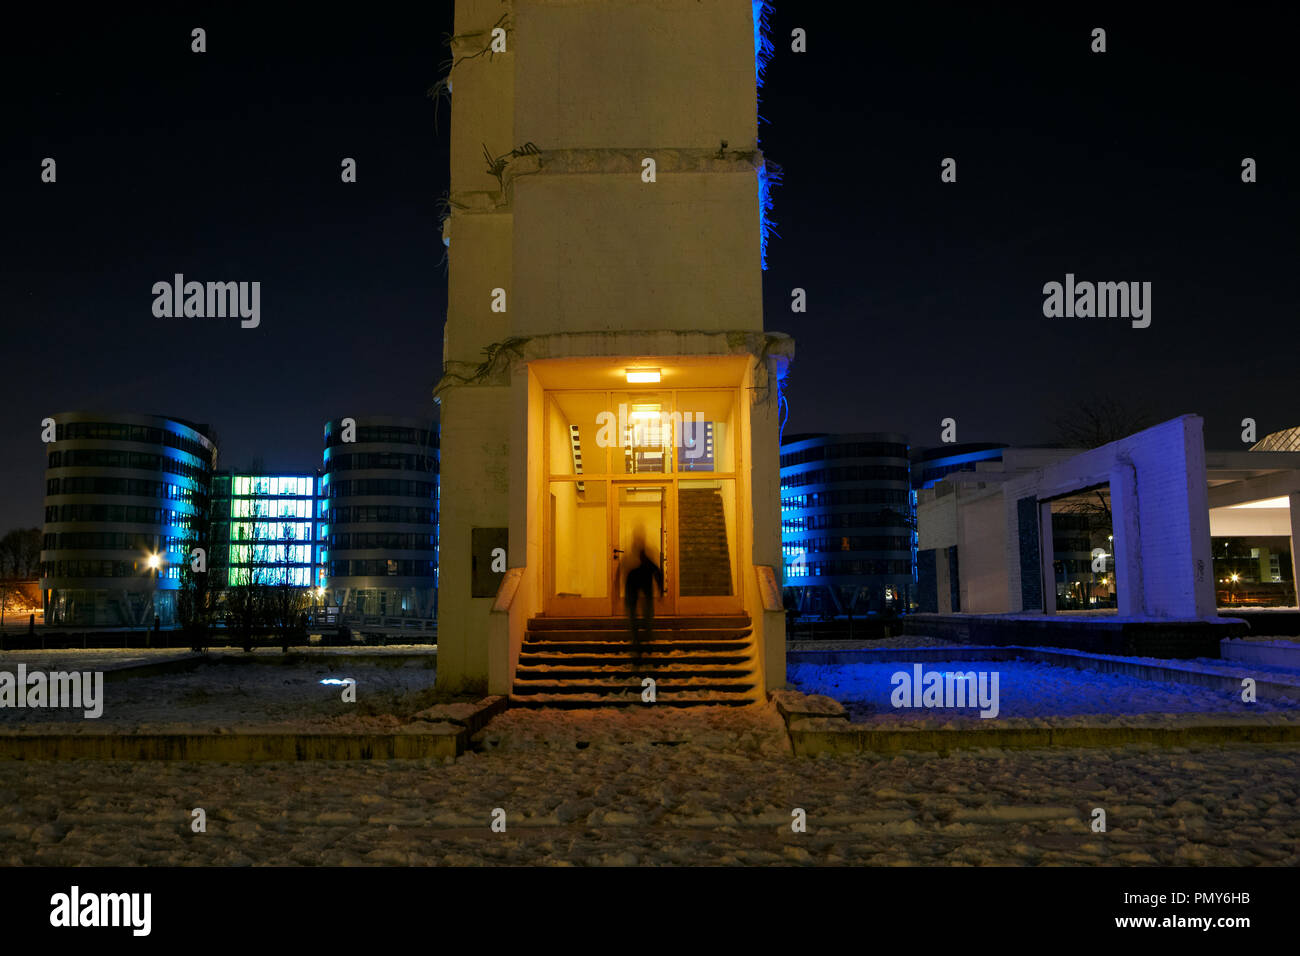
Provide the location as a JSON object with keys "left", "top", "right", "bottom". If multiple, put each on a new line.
{"left": 437, "top": 0, "right": 792, "bottom": 698}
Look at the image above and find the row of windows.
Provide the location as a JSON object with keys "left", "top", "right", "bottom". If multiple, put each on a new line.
{"left": 785, "top": 536, "right": 912, "bottom": 555}
{"left": 780, "top": 465, "right": 910, "bottom": 489}
{"left": 782, "top": 489, "right": 909, "bottom": 510}
{"left": 42, "top": 532, "right": 183, "bottom": 552}
{"left": 54, "top": 422, "right": 214, "bottom": 462}
{"left": 228, "top": 498, "right": 316, "bottom": 519}
{"left": 782, "top": 509, "right": 913, "bottom": 532}
{"left": 785, "top": 559, "right": 913, "bottom": 578}
{"left": 332, "top": 532, "right": 438, "bottom": 551}
{"left": 1052, "top": 514, "right": 1093, "bottom": 530}
{"left": 330, "top": 559, "right": 438, "bottom": 578}
{"left": 780, "top": 442, "right": 908, "bottom": 468}
{"left": 332, "top": 505, "right": 437, "bottom": 525}
{"left": 327, "top": 452, "right": 439, "bottom": 473}
{"left": 227, "top": 544, "right": 313, "bottom": 565}
{"left": 1053, "top": 537, "right": 1095, "bottom": 553}
{"left": 330, "top": 479, "right": 438, "bottom": 499}
{"left": 47, "top": 477, "right": 201, "bottom": 502}
{"left": 48, "top": 449, "right": 211, "bottom": 484}
{"left": 44, "top": 503, "right": 195, "bottom": 527}
{"left": 325, "top": 425, "right": 438, "bottom": 449}
{"left": 229, "top": 475, "right": 315, "bottom": 497}
{"left": 226, "top": 566, "right": 315, "bottom": 588}
{"left": 42, "top": 559, "right": 156, "bottom": 578}
{"left": 225, "top": 521, "right": 315, "bottom": 542}
{"left": 1055, "top": 558, "right": 1105, "bottom": 575}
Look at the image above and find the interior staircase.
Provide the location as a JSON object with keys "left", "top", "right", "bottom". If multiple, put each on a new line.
{"left": 677, "top": 487, "right": 732, "bottom": 596}
{"left": 511, "top": 614, "right": 758, "bottom": 707}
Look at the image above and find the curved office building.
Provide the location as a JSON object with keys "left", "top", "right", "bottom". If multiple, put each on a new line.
{"left": 780, "top": 432, "right": 915, "bottom": 615}
{"left": 321, "top": 416, "right": 439, "bottom": 630}
{"left": 40, "top": 412, "right": 218, "bottom": 626}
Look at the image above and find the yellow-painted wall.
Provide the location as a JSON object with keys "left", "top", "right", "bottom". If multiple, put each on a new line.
{"left": 439, "top": 0, "right": 789, "bottom": 696}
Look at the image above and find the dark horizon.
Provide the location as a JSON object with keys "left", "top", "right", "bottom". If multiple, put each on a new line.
{"left": 3, "top": 3, "right": 1297, "bottom": 531}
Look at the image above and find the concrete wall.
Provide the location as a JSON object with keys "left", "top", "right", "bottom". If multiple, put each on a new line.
{"left": 958, "top": 492, "right": 1007, "bottom": 613}
{"left": 435, "top": 385, "right": 511, "bottom": 692}
{"left": 513, "top": 0, "right": 757, "bottom": 151}
{"left": 1001, "top": 416, "right": 1215, "bottom": 619}
{"left": 512, "top": 171, "right": 762, "bottom": 335}
{"left": 439, "top": 0, "right": 789, "bottom": 694}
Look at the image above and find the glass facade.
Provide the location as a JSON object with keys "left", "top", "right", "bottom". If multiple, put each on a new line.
{"left": 779, "top": 432, "right": 916, "bottom": 615}
{"left": 321, "top": 417, "right": 439, "bottom": 627}
{"left": 212, "top": 473, "right": 323, "bottom": 589}
{"left": 40, "top": 412, "right": 217, "bottom": 626}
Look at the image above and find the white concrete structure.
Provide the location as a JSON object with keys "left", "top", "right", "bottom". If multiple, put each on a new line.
{"left": 919, "top": 416, "right": 1300, "bottom": 621}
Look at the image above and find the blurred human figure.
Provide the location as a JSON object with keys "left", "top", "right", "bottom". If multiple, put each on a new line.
{"left": 624, "top": 529, "right": 663, "bottom": 663}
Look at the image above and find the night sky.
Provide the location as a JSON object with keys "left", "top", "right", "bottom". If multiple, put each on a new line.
{"left": 3, "top": 3, "right": 1297, "bottom": 533}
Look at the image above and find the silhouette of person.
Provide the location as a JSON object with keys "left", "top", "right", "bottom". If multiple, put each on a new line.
{"left": 623, "top": 529, "right": 663, "bottom": 663}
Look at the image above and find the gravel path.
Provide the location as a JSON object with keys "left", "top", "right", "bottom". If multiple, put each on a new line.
{"left": 0, "top": 704, "right": 1296, "bottom": 865}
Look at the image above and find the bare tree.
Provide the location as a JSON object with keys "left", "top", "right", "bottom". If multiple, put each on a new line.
{"left": 0, "top": 529, "right": 41, "bottom": 579}
{"left": 177, "top": 468, "right": 218, "bottom": 652}
{"left": 266, "top": 519, "right": 309, "bottom": 653}
{"left": 1050, "top": 396, "right": 1157, "bottom": 449}
{"left": 225, "top": 499, "right": 269, "bottom": 652}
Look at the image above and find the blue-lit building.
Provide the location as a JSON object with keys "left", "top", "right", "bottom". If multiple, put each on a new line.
{"left": 40, "top": 412, "right": 218, "bottom": 626}
{"left": 911, "top": 443, "right": 1008, "bottom": 491}
{"left": 321, "top": 416, "right": 439, "bottom": 631}
{"left": 210, "top": 472, "right": 324, "bottom": 590}
{"left": 780, "top": 432, "right": 915, "bottom": 616}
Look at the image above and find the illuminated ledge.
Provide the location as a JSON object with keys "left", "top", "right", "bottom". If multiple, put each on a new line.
{"left": 437, "top": 330, "right": 793, "bottom": 395}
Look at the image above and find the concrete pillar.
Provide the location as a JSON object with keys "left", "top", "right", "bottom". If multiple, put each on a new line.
{"left": 1039, "top": 501, "right": 1057, "bottom": 614}
{"left": 1291, "top": 493, "right": 1300, "bottom": 608}
{"left": 1110, "top": 462, "right": 1144, "bottom": 617}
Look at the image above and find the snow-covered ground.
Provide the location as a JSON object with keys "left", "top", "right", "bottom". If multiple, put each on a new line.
{"left": 0, "top": 703, "right": 1296, "bottom": 865}
{"left": 788, "top": 659, "right": 1300, "bottom": 726}
{"left": 0, "top": 658, "right": 439, "bottom": 734}
{"left": 788, "top": 635, "right": 955, "bottom": 651}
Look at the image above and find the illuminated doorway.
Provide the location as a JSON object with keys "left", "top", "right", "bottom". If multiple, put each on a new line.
{"left": 543, "top": 386, "right": 742, "bottom": 616}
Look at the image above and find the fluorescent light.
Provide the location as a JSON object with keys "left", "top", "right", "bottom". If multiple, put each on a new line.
{"left": 625, "top": 369, "right": 660, "bottom": 384}
{"left": 1228, "top": 496, "right": 1290, "bottom": 509}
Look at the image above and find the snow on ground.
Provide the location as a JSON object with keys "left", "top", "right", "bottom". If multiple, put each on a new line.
{"left": 788, "top": 635, "right": 956, "bottom": 651}
{"left": 0, "top": 703, "right": 1296, "bottom": 865}
{"left": 0, "top": 648, "right": 198, "bottom": 672}
{"left": 788, "top": 659, "right": 1300, "bottom": 726}
{"left": 0, "top": 646, "right": 437, "bottom": 672}
{"left": 0, "top": 658, "right": 440, "bottom": 734}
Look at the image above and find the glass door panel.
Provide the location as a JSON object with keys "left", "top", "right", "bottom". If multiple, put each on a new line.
{"left": 614, "top": 483, "right": 673, "bottom": 616}
{"left": 547, "top": 391, "right": 610, "bottom": 479}
{"left": 674, "top": 389, "right": 736, "bottom": 473}
{"left": 611, "top": 390, "right": 673, "bottom": 475}
{"left": 676, "top": 478, "right": 742, "bottom": 612}
{"left": 546, "top": 479, "right": 610, "bottom": 615}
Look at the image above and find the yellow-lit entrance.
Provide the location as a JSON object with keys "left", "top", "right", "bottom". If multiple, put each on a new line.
{"left": 543, "top": 385, "right": 743, "bottom": 617}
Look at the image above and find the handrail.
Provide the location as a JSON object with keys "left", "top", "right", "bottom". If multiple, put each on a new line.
{"left": 754, "top": 565, "right": 783, "bottom": 612}
{"left": 492, "top": 567, "right": 524, "bottom": 613}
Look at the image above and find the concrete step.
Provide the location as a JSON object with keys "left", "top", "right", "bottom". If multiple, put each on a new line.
{"left": 523, "top": 637, "right": 750, "bottom": 651}
{"left": 507, "top": 691, "right": 756, "bottom": 708}
{"left": 527, "top": 615, "right": 749, "bottom": 631}
{"left": 524, "top": 629, "right": 752, "bottom": 643}
{"left": 513, "top": 677, "right": 757, "bottom": 694}
{"left": 515, "top": 665, "right": 755, "bottom": 679}
{"left": 519, "top": 653, "right": 752, "bottom": 667}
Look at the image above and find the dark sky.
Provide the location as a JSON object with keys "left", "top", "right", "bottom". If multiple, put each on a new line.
{"left": 3, "top": 3, "right": 1297, "bottom": 532}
